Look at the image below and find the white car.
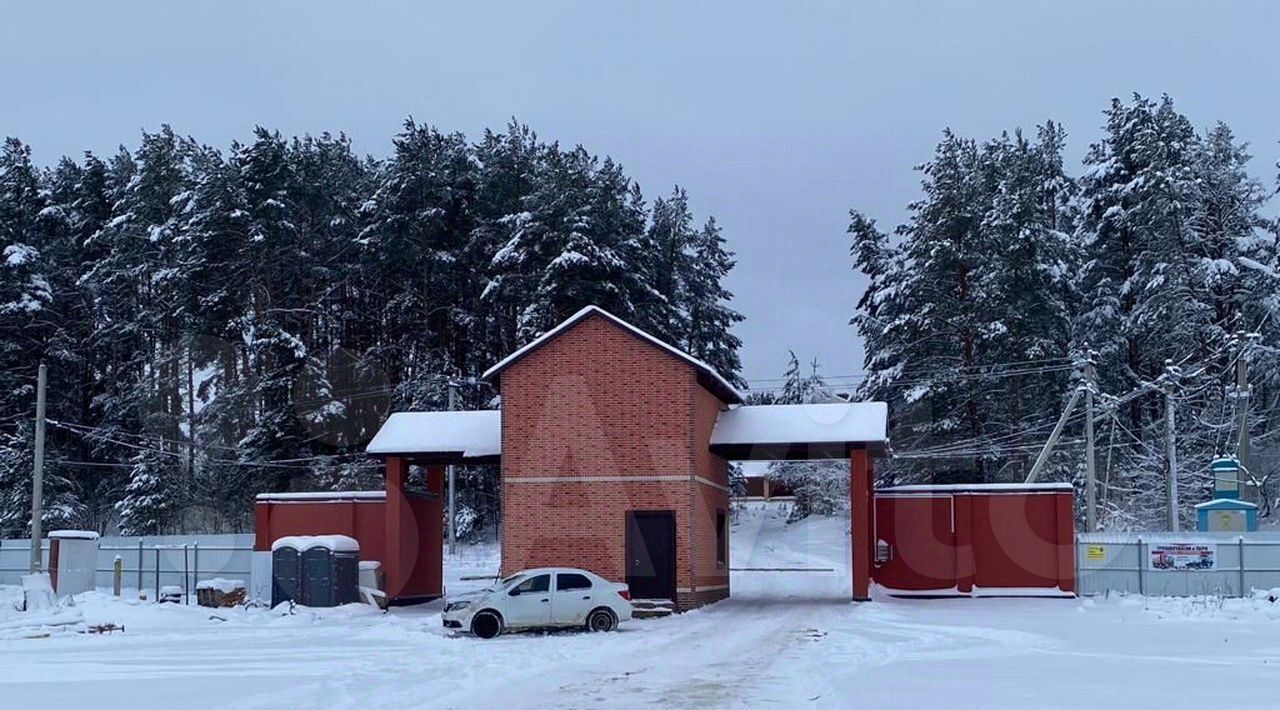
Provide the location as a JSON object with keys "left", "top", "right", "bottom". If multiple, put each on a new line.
{"left": 442, "top": 567, "right": 633, "bottom": 638}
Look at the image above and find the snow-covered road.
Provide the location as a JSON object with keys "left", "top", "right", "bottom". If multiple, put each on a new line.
{"left": 3, "top": 504, "right": 1279, "bottom": 709}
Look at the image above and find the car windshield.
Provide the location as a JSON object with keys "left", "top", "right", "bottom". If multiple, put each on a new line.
{"left": 498, "top": 573, "right": 524, "bottom": 589}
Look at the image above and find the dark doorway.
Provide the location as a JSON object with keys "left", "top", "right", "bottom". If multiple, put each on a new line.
{"left": 626, "top": 510, "right": 676, "bottom": 600}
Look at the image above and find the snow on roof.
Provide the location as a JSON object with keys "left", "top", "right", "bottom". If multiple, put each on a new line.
{"left": 878, "top": 483, "right": 1074, "bottom": 494}
{"left": 482, "top": 305, "right": 743, "bottom": 404}
{"left": 365, "top": 410, "right": 501, "bottom": 458}
{"left": 195, "top": 578, "right": 245, "bottom": 593}
{"left": 271, "top": 535, "right": 360, "bottom": 553}
{"left": 48, "top": 529, "right": 100, "bottom": 540}
{"left": 256, "top": 491, "right": 386, "bottom": 502}
{"left": 711, "top": 402, "right": 888, "bottom": 448}
{"left": 1194, "top": 498, "right": 1258, "bottom": 509}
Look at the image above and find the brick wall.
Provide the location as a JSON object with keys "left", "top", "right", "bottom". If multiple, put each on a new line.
{"left": 498, "top": 313, "right": 731, "bottom": 610}
{"left": 691, "top": 383, "right": 730, "bottom": 594}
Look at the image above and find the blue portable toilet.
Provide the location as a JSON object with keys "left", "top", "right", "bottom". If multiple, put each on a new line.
{"left": 1196, "top": 498, "right": 1258, "bottom": 532}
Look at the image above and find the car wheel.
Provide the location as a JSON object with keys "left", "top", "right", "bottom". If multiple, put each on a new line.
{"left": 471, "top": 611, "right": 503, "bottom": 639}
{"left": 586, "top": 608, "right": 617, "bottom": 632}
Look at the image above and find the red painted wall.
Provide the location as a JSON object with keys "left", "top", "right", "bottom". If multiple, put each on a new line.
{"left": 873, "top": 487, "right": 1075, "bottom": 595}
{"left": 254, "top": 493, "right": 442, "bottom": 601}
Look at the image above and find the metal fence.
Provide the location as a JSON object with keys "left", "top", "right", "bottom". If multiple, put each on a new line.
{"left": 1077, "top": 531, "right": 1280, "bottom": 597}
{"left": 0, "top": 533, "right": 255, "bottom": 599}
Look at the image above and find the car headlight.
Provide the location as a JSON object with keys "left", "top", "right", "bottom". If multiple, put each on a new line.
{"left": 444, "top": 600, "right": 472, "bottom": 613}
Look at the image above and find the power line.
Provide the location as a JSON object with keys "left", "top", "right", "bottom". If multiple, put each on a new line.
{"left": 48, "top": 419, "right": 365, "bottom": 470}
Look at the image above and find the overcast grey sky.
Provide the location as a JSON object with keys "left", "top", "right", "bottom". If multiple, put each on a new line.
{"left": 4, "top": 1, "right": 1278, "bottom": 384}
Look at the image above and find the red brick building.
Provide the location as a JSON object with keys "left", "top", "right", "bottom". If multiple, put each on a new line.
{"left": 355, "top": 306, "right": 889, "bottom": 609}
{"left": 487, "top": 307, "right": 741, "bottom": 609}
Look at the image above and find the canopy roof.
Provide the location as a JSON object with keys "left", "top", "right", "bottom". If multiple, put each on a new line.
{"left": 365, "top": 410, "right": 501, "bottom": 463}
{"left": 482, "top": 305, "right": 744, "bottom": 404}
{"left": 709, "top": 402, "right": 889, "bottom": 460}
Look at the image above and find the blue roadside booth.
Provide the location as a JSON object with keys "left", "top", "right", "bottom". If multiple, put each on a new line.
{"left": 1196, "top": 457, "right": 1259, "bottom": 532}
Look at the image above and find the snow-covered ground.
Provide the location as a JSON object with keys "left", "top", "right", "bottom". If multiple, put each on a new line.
{"left": 3, "top": 503, "right": 1279, "bottom": 709}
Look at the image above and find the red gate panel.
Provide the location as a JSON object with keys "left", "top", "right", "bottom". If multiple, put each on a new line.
{"left": 970, "top": 493, "right": 1061, "bottom": 589}
{"left": 873, "top": 495, "right": 956, "bottom": 591}
{"left": 873, "top": 484, "right": 1075, "bottom": 596}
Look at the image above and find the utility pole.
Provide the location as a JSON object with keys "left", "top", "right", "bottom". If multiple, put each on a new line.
{"left": 1235, "top": 331, "right": 1254, "bottom": 505}
{"left": 1083, "top": 350, "right": 1098, "bottom": 533}
{"left": 1164, "top": 360, "right": 1180, "bottom": 533}
{"left": 28, "top": 362, "right": 47, "bottom": 574}
{"left": 1025, "top": 385, "right": 1084, "bottom": 484}
{"left": 447, "top": 380, "right": 458, "bottom": 556}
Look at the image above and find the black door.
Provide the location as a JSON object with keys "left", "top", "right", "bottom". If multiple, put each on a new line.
{"left": 302, "top": 547, "right": 334, "bottom": 607}
{"left": 271, "top": 547, "right": 300, "bottom": 607}
{"left": 626, "top": 511, "right": 676, "bottom": 600}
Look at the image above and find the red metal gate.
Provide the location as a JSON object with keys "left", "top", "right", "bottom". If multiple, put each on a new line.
{"left": 872, "top": 484, "right": 1075, "bottom": 596}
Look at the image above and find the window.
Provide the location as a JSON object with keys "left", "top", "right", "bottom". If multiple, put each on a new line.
{"left": 556, "top": 573, "right": 593, "bottom": 592}
{"left": 511, "top": 574, "right": 550, "bottom": 595}
{"left": 716, "top": 509, "right": 728, "bottom": 567}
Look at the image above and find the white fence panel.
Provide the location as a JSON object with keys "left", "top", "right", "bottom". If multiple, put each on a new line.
{"left": 0, "top": 534, "right": 255, "bottom": 597}
{"left": 1078, "top": 532, "right": 1280, "bottom": 598}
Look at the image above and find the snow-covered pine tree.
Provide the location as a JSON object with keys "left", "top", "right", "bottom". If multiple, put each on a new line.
{"left": 0, "top": 423, "right": 80, "bottom": 536}
{"left": 853, "top": 124, "right": 1077, "bottom": 487}
{"left": 0, "top": 137, "right": 53, "bottom": 423}
{"left": 633, "top": 187, "right": 696, "bottom": 344}
{"left": 359, "top": 121, "right": 476, "bottom": 411}
{"left": 287, "top": 133, "right": 382, "bottom": 455}
{"left": 81, "top": 129, "right": 195, "bottom": 528}
{"left": 1074, "top": 95, "right": 1224, "bottom": 528}
{"left": 39, "top": 154, "right": 117, "bottom": 530}
{"left": 514, "top": 148, "right": 644, "bottom": 338}
{"left": 474, "top": 121, "right": 544, "bottom": 366}
{"left": 767, "top": 352, "right": 848, "bottom": 521}
{"left": 115, "top": 440, "right": 181, "bottom": 535}
{"left": 1183, "top": 122, "right": 1275, "bottom": 515}
{"left": 853, "top": 130, "right": 1000, "bottom": 483}
{"left": 683, "top": 216, "right": 745, "bottom": 385}
{"left": 0, "top": 138, "right": 82, "bottom": 533}
{"left": 977, "top": 125, "right": 1077, "bottom": 477}
{"left": 233, "top": 128, "right": 329, "bottom": 495}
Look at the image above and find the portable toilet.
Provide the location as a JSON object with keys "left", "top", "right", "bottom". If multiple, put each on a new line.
{"left": 271, "top": 535, "right": 359, "bottom": 607}
{"left": 302, "top": 541, "right": 360, "bottom": 607}
{"left": 1196, "top": 498, "right": 1258, "bottom": 532}
{"left": 270, "top": 538, "right": 303, "bottom": 607}
{"left": 48, "top": 530, "right": 100, "bottom": 597}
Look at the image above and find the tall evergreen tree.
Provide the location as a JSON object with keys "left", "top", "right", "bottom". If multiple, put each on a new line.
{"left": 683, "top": 217, "right": 744, "bottom": 384}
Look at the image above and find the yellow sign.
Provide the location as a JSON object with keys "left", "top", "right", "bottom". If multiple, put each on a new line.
{"left": 1086, "top": 545, "right": 1106, "bottom": 562}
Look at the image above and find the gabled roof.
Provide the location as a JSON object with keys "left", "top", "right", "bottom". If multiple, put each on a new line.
{"left": 709, "top": 401, "right": 889, "bottom": 459}
{"left": 481, "top": 305, "right": 744, "bottom": 404}
{"left": 1194, "top": 498, "right": 1257, "bottom": 510}
{"left": 365, "top": 410, "right": 501, "bottom": 462}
